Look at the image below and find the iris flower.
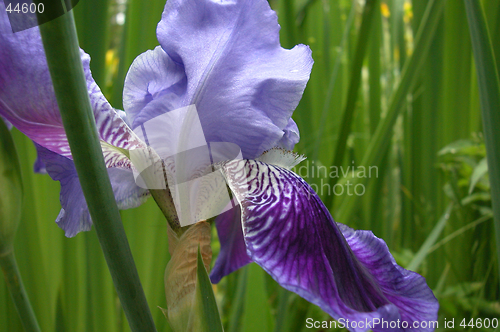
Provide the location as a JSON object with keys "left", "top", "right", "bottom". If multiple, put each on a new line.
{"left": 0, "top": 0, "right": 438, "bottom": 330}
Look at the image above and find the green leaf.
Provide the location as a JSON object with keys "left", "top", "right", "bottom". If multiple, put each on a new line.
{"left": 194, "top": 247, "right": 224, "bottom": 332}
{"left": 468, "top": 157, "right": 488, "bottom": 194}
{"left": 243, "top": 264, "right": 273, "bottom": 332}
{"left": 463, "top": 0, "right": 500, "bottom": 290}
{"left": 438, "top": 139, "right": 478, "bottom": 156}
{"left": 407, "top": 203, "right": 453, "bottom": 271}
{"left": 227, "top": 268, "right": 248, "bottom": 332}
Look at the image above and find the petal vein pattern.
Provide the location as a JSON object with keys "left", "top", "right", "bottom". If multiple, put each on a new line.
{"left": 218, "top": 159, "right": 439, "bottom": 332}
{"left": 0, "top": 4, "right": 146, "bottom": 169}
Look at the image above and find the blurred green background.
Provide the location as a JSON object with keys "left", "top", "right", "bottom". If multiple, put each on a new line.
{"left": 1, "top": 0, "right": 500, "bottom": 331}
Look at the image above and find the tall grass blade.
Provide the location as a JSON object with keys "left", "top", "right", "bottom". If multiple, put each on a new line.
{"left": 0, "top": 251, "right": 41, "bottom": 332}
{"left": 0, "top": 117, "right": 22, "bottom": 257}
{"left": 0, "top": 120, "right": 41, "bottom": 332}
{"left": 335, "top": 0, "right": 445, "bottom": 221}
{"left": 312, "top": 0, "right": 357, "bottom": 162}
{"left": 428, "top": 213, "right": 493, "bottom": 254}
{"left": 73, "top": 0, "right": 110, "bottom": 88}
{"left": 407, "top": 203, "right": 453, "bottom": 271}
{"left": 227, "top": 268, "right": 248, "bottom": 332}
{"left": 323, "top": 0, "right": 379, "bottom": 210}
{"left": 194, "top": 247, "right": 224, "bottom": 332}
{"left": 243, "top": 264, "right": 273, "bottom": 332}
{"left": 0, "top": 252, "right": 42, "bottom": 332}
{"left": 463, "top": 0, "right": 500, "bottom": 289}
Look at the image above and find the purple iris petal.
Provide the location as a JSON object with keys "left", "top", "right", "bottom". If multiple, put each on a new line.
{"left": 210, "top": 203, "right": 252, "bottom": 283}
{"left": 123, "top": 46, "right": 187, "bottom": 128}
{"left": 33, "top": 152, "right": 47, "bottom": 174}
{"left": 219, "top": 159, "right": 438, "bottom": 332}
{"left": 35, "top": 144, "right": 149, "bottom": 237}
{"left": 0, "top": 4, "right": 65, "bottom": 155}
{"left": 0, "top": 3, "right": 146, "bottom": 163}
{"left": 124, "top": 0, "right": 313, "bottom": 159}
{"left": 277, "top": 119, "right": 300, "bottom": 151}
{"left": 338, "top": 223, "right": 439, "bottom": 331}
{"left": 35, "top": 145, "right": 92, "bottom": 237}
{"left": 0, "top": 2, "right": 151, "bottom": 236}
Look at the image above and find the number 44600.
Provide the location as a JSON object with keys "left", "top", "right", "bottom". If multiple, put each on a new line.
{"left": 6, "top": 2, "right": 44, "bottom": 14}
{"left": 460, "top": 318, "right": 499, "bottom": 329}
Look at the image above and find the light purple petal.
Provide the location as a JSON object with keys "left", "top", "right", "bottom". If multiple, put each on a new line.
{"left": 0, "top": 3, "right": 146, "bottom": 167}
{"left": 35, "top": 144, "right": 149, "bottom": 237}
{"left": 277, "top": 118, "right": 300, "bottom": 151}
{"left": 220, "top": 159, "right": 438, "bottom": 332}
{"left": 123, "top": 46, "right": 186, "bottom": 128}
{"left": 33, "top": 152, "right": 47, "bottom": 174}
{"left": 124, "top": 0, "right": 313, "bottom": 159}
{"left": 108, "top": 167, "right": 150, "bottom": 210}
{"left": 210, "top": 203, "right": 252, "bottom": 283}
{"left": 35, "top": 144, "right": 92, "bottom": 237}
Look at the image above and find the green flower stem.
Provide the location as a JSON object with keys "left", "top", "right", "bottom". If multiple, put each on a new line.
{"left": 35, "top": 9, "right": 156, "bottom": 332}
{"left": 0, "top": 251, "right": 41, "bottom": 332}
{"left": 463, "top": 0, "right": 500, "bottom": 289}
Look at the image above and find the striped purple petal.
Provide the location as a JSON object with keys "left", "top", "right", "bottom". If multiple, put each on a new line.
{"left": 0, "top": 2, "right": 146, "bottom": 167}
{"left": 210, "top": 203, "right": 252, "bottom": 283}
{"left": 219, "top": 159, "right": 438, "bottom": 332}
{"left": 0, "top": 2, "right": 150, "bottom": 236}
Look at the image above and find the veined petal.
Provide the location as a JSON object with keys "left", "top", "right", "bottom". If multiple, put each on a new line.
{"left": 35, "top": 145, "right": 149, "bottom": 237}
{"left": 35, "top": 145, "right": 91, "bottom": 237}
{"left": 219, "top": 159, "right": 438, "bottom": 332}
{"left": 125, "top": 0, "right": 313, "bottom": 159}
{"left": 0, "top": 3, "right": 65, "bottom": 154}
{"left": 338, "top": 223, "right": 439, "bottom": 331}
{"left": 277, "top": 119, "right": 300, "bottom": 151}
{"left": 0, "top": 2, "right": 146, "bottom": 167}
{"left": 83, "top": 52, "right": 147, "bottom": 156}
{"left": 123, "top": 46, "right": 186, "bottom": 129}
{"left": 33, "top": 153, "right": 47, "bottom": 174}
{"left": 210, "top": 203, "right": 252, "bottom": 283}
